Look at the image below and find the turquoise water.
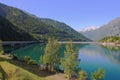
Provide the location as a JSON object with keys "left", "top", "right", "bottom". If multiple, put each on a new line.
{"left": 12, "top": 44, "right": 120, "bottom": 80}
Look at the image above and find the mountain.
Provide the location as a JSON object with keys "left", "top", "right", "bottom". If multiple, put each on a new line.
{"left": 0, "top": 3, "right": 89, "bottom": 41}
{"left": 82, "top": 17, "right": 120, "bottom": 41}
{"left": 80, "top": 26, "right": 98, "bottom": 32}
{"left": 0, "top": 15, "right": 35, "bottom": 41}
{"left": 40, "top": 18, "right": 88, "bottom": 41}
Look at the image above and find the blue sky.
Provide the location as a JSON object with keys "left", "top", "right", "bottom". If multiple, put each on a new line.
{"left": 0, "top": 0, "right": 120, "bottom": 31}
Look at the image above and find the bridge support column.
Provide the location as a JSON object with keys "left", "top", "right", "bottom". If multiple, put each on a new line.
{"left": 11, "top": 43, "right": 15, "bottom": 51}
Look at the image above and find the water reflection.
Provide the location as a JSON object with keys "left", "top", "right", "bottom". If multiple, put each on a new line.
{"left": 78, "top": 44, "right": 120, "bottom": 80}
{"left": 79, "top": 44, "right": 120, "bottom": 65}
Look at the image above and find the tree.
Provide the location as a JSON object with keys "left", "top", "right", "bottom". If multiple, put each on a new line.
{"left": 43, "top": 38, "right": 61, "bottom": 72}
{"left": 0, "top": 40, "right": 4, "bottom": 55}
{"left": 91, "top": 68, "right": 105, "bottom": 80}
{"left": 40, "top": 55, "right": 43, "bottom": 64}
{"left": 61, "top": 41, "right": 79, "bottom": 79}
{"left": 79, "top": 70, "right": 88, "bottom": 80}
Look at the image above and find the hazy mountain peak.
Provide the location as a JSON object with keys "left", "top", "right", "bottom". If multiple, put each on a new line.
{"left": 80, "top": 26, "right": 98, "bottom": 32}
{"left": 81, "top": 17, "right": 120, "bottom": 41}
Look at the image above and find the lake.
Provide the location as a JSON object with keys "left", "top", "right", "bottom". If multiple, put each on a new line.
{"left": 12, "top": 44, "right": 120, "bottom": 80}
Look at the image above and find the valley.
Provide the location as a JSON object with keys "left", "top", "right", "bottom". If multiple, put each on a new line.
{"left": 0, "top": 1, "right": 120, "bottom": 80}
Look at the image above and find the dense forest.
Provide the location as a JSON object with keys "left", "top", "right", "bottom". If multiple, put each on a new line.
{"left": 0, "top": 15, "right": 35, "bottom": 41}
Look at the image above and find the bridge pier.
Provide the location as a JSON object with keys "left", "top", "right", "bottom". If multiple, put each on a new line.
{"left": 11, "top": 43, "right": 15, "bottom": 51}
{"left": 2, "top": 41, "right": 38, "bottom": 52}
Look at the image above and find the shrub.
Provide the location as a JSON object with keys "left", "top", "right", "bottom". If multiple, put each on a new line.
{"left": 27, "top": 59, "right": 37, "bottom": 65}
{"left": 24, "top": 56, "right": 31, "bottom": 62}
{"left": 0, "top": 51, "right": 4, "bottom": 55}
{"left": 24, "top": 56, "right": 37, "bottom": 65}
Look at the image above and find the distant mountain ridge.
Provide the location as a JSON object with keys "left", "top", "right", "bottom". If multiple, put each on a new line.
{"left": 82, "top": 17, "right": 120, "bottom": 41}
{"left": 0, "top": 2, "right": 89, "bottom": 41}
{"left": 80, "top": 26, "right": 98, "bottom": 32}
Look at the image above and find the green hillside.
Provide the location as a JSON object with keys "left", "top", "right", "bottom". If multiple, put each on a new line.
{"left": 0, "top": 3, "right": 89, "bottom": 41}
{"left": 0, "top": 15, "right": 35, "bottom": 41}
{"left": 100, "top": 36, "right": 120, "bottom": 44}
{"left": 40, "top": 18, "right": 88, "bottom": 41}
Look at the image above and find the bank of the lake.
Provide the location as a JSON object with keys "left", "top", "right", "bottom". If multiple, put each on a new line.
{"left": 100, "top": 36, "right": 120, "bottom": 48}
{"left": 0, "top": 55, "right": 67, "bottom": 80}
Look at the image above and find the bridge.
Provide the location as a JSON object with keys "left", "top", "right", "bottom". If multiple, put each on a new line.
{"left": 0, "top": 41, "right": 38, "bottom": 52}
{"left": 59, "top": 41, "right": 102, "bottom": 44}
{"left": 0, "top": 41, "right": 102, "bottom": 45}
{"left": 0, "top": 41, "right": 38, "bottom": 45}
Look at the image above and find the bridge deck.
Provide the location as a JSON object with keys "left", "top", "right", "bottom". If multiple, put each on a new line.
{"left": 59, "top": 42, "right": 101, "bottom": 44}
{"left": 0, "top": 41, "right": 38, "bottom": 45}
{"left": 0, "top": 41, "right": 103, "bottom": 45}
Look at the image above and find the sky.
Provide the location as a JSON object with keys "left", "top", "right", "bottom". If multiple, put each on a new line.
{"left": 0, "top": 0, "right": 120, "bottom": 31}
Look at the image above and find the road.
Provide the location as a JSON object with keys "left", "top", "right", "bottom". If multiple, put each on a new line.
{"left": 0, "top": 41, "right": 38, "bottom": 45}
{"left": 59, "top": 41, "right": 101, "bottom": 44}
{"left": 0, "top": 41, "right": 102, "bottom": 45}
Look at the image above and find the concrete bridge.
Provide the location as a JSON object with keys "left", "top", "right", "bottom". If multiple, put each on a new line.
{"left": 0, "top": 41, "right": 38, "bottom": 52}
{"left": 0, "top": 41, "right": 101, "bottom": 46}
{"left": 59, "top": 41, "right": 102, "bottom": 44}
{"left": 0, "top": 41, "right": 38, "bottom": 45}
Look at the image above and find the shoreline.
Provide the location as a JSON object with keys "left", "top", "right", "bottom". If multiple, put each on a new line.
{"left": 101, "top": 42, "right": 120, "bottom": 47}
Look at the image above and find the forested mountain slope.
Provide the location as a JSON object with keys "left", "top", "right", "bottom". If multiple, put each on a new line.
{"left": 0, "top": 3, "right": 89, "bottom": 41}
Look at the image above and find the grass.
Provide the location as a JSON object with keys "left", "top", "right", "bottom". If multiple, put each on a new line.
{"left": 0, "top": 65, "right": 7, "bottom": 80}
{"left": 0, "top": 61, "right": 46, "bottom": 80}
{"left": 0, "top": 56, "right": 66, "bottom": 80}
{"left": 9, "top": 59, "right": 55, "bottom": 77}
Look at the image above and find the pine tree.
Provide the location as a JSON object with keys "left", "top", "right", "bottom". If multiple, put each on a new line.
{"left": 79, "top": 70, "right": 88, "bottom": 80}
{"left": 91, "top": 68, "right": 105, "bottom": 80}
{"left": 43, "top": 38, "right": 61, "bottom": 72}
{"left": 61, "top": 41, "right": 79, "bottom": 79}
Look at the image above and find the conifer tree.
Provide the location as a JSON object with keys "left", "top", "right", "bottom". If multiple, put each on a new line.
{"left": 61, "top": 41, "right": 79, "bottom": 79}
{"left": 91, "top": 68, "right": 105, "bottom": 80}
{"left": 43, "top": 38, "right": 61, "bottom": 72}
{"left": 79, "top": 70, "right": 88, "bottom": 80}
